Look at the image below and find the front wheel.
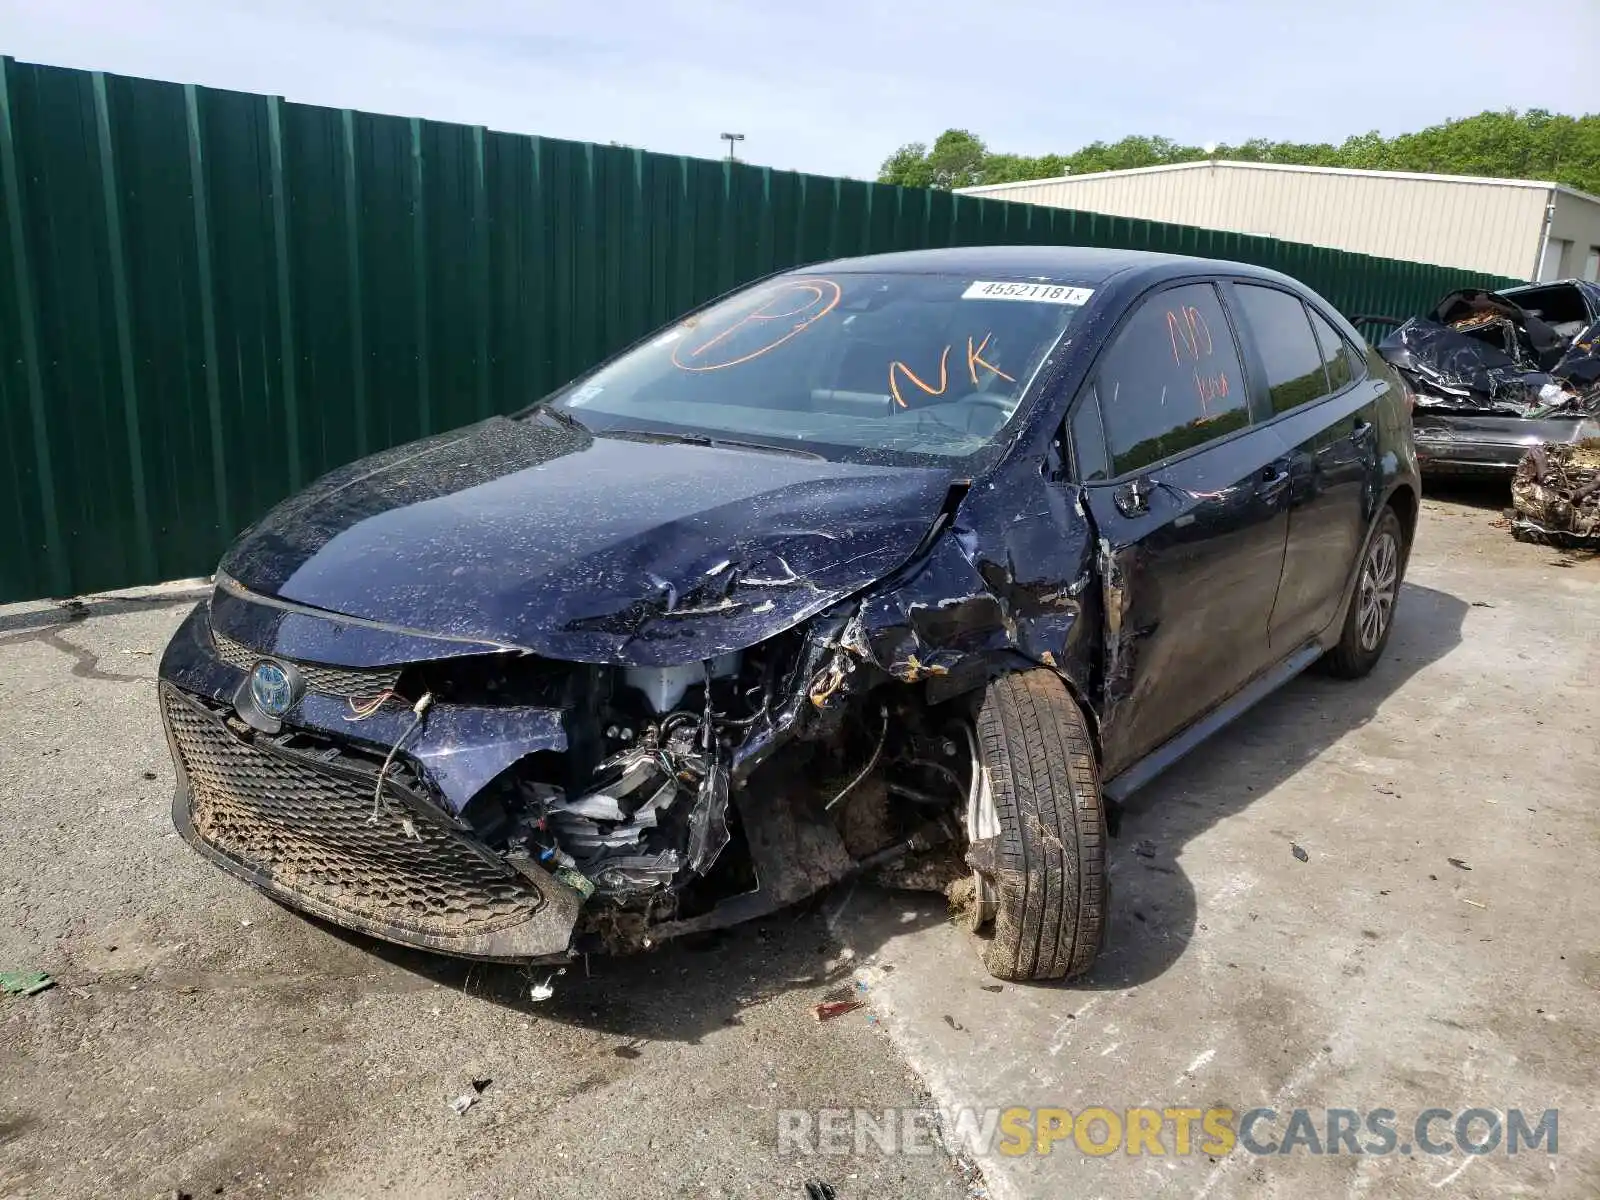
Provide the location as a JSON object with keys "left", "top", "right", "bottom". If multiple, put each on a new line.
{"left": 966, "top": 670, "right": 1107, "bottom": 981}
{"left": 1323, "top": 507, "right": 1406, "bottom": 679}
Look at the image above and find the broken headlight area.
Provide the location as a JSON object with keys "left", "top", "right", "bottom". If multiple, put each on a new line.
{"left": 446, "top": 625, "right": 975, "bottom": 955}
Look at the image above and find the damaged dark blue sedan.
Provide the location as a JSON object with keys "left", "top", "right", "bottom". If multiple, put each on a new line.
{"left": 158, "top": 246, "right": 1418, "bottom": 981}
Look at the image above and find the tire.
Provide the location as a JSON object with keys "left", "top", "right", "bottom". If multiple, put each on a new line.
{"left": 969, "top": 670, "right": 1107, "bottom": 982}
{"left": 1323, "top": 507, "right": 1406, "bottom": 679}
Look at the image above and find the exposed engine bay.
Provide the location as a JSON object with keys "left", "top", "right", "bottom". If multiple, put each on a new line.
{"left": 416, "top": 621, "right": 978, "bottom": 952}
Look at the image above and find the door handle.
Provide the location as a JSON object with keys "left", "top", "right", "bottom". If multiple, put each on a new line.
{"left": 1352, "top": 419, "right": 1376, "bottom": 442}
{"left": 1257, "top": 464, "right": 1292, "bottom": 506}
{"left": 1114, "top": 476, "right": 1151, "bottom": 517}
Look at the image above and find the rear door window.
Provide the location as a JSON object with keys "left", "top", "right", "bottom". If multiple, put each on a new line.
{"left": 1307, "top": 308, "right": 1363, "bottom": 392}
{"left": 1234, "top": 284, "right": 1329, "bottom": 414}
{"left": 1097, "top": 283, "right": 1250, "bottom": 475}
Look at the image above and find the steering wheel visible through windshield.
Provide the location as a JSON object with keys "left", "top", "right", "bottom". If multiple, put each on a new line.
{"left": 546, "top": 271, "right": 1094, "bottom": 463}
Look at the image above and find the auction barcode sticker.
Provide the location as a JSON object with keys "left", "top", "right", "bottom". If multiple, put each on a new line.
{"left": 962, "top": 281, "right": 1094, "bottom": 305}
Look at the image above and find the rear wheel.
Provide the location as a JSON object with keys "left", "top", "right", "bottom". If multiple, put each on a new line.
{"left": 966, "top": 670, "right": 1106, "bottom": 981}
{"left": 1324, "top": 507, "right": 1405, "bottom": 679}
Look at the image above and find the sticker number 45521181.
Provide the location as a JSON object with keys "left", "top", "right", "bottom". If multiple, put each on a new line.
{"left": 962, "top": 281, "right": 1094, "bottom": 305}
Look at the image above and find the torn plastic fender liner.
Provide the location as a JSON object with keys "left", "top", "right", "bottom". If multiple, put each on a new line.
{"left": 732, "top": 477, "right": 1099, "bottom": 785}
{"left": 731, "top": 623, "right": 841, "bottom": 781}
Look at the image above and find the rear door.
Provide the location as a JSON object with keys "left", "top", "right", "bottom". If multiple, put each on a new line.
{"left": 1227, "top": 282, "right": 1382, "bottom": 649}
{"left": 1076, "top": 281, "right": 1291, "bottom": 777}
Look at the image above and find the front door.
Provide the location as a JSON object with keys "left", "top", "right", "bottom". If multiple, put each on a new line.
{"left": 1075, "top": 281, "right": 1291, "bottom": 778}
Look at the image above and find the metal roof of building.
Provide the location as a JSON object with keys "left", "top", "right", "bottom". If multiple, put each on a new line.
{"left": 959, "top": 160, "right": 1600, "bottom": 208}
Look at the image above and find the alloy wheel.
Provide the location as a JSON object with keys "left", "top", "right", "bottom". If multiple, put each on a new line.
{"left": 1357, "top": 530, "right": 1399, "bottom": 651}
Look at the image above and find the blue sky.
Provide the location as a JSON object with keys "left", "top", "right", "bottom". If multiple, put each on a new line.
{"left": 3, "top": 0, "right": 1598, "bottom": 179}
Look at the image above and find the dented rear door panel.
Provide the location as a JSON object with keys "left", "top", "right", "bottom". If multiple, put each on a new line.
{"left": 1264, "top": 378, "right": 1385, "bottom": 648}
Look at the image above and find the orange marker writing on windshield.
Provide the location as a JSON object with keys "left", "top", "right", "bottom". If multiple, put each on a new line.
{"left": 889, "top": 346, "right": 951, "bottom": 408}
{"left": 672, "top": 279, "right": 841, "bottom": 372}
{"left": 967, "top": 332, "right": 1015, "bottom": 384}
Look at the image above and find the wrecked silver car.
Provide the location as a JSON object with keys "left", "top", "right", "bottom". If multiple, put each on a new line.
{"left": 159, "top": 247, "right": 1419, "bottom": 981}
{"left": 1373, "top": 280, "right": 1600, "bottom": 474}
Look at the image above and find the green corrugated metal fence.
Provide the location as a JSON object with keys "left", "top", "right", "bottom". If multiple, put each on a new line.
{"left": 0, "top": 57, "right": 1523, "bottom": 603}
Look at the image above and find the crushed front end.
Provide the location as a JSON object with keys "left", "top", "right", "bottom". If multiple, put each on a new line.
{"left": 158, "top": 565, "right": 1014, "bottom": 964}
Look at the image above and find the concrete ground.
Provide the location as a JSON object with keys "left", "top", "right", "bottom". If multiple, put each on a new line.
{"left": 837, "top": 485, "right": 1600, "bottom": 1198}
{"left": 2, "top": 488, "right": 1596, "bottom": 1199}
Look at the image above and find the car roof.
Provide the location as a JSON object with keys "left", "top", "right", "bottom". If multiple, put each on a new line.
{"left": 802, "top": 245, "right": 1307, "bottom": 291}
{"left": 1502, "top": 279, "right": 1580, "bottom": 293}
{"left": 1501, "top": 278, "right": 1600, "bottom": 301}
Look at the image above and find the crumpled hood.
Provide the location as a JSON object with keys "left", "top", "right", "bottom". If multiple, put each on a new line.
{"left": 220, "top": 416, "right": 955, "bottom": 665}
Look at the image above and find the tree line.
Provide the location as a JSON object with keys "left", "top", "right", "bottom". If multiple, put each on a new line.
{"left": 878, "top": 111, "right": 1600, "bottom": 196}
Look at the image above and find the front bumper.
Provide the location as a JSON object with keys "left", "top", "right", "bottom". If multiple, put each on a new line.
{"left": 158, "top": 602, "right": 584, "bottom": 962}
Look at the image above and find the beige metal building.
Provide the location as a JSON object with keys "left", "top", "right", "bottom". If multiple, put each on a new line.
{"left": 958, "top": 161, "right": 1600, "bottom": 283}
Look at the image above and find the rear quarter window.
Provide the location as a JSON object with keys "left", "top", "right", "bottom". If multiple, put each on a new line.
{"left": 1097, "top": 283, "right": 1249, "bottom": 475}
{"left": 1308, "top": 308, "right": 1363, "bottom": 392}
{"left": 1234, "top": 284, "right": 1329, "bottom": 414}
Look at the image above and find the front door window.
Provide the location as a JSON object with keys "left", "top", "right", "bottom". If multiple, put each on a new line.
{"left": 1096, "top": 283, "right": 1250, "bottom": 475}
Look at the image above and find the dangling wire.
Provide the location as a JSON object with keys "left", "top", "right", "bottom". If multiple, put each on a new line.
{"left": 369, "top": 692, "right": 433, "bottom": 825}
{"left": 345, "top": 690, "right": 402, "bottom": 721}
{"left": 824, "top": 706, "right": 889, "bottom": 811}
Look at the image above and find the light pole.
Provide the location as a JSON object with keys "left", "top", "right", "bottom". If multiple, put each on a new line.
{"left": 720, "top": 132, "right": 745, "bottom": 162}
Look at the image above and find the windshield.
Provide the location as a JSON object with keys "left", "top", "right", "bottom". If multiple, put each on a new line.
{"left": 547, "top": 271, "right": 1092, "bottom": 462}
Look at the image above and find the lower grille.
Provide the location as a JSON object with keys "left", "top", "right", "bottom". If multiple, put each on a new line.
{"left": 161, "top": 686, "right": 542, "bottom": 940}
